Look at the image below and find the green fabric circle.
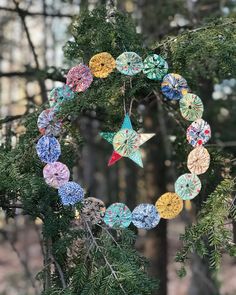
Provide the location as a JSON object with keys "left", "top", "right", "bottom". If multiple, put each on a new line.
{"left": 179, "top": 93, "right": 204, "bottom": 121}
{"left": 143, "top": 54, "right": 168, "bottom": 80}
{"left": 175, "top": 173, "right": 201, "bottom": 200}
{"left": 113, "top": 129, "right": 140, "bottom": 157}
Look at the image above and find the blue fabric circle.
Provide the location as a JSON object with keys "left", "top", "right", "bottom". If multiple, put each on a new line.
{"left": 58, "top": 181, "right": 84, "bottom": 205}
{"left": 132, "top": 204, "right": 160, "bottom": 229}
{"left": 36, "top": 135, "right": 61, "bottom": 163}
{"left": 161, "top": 73, "right": 189, "bottom": 100}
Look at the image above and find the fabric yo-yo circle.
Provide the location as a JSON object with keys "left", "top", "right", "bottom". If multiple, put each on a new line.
{"left": 116, "top": 52, "right": 143, "bottom": 76}
{"left": 81, "top": 197, "right": 106, "bottom": 224}
{"left": 132, "top": 203, "right": 160, "bottom": 229}
{"left": 66, "top": 64, "right": 93, "bottom": 92}
{"left": 186, "top": 118, "right": 211, "bottom": 147}
{"left": 187, "top": 146, "right": 210, "bottom": 175}
{"left": 48, "top": 85, "right": 75, "bottom": 109}
{"left": 36, "top": 135, "right": 61, "bottom": 163}
{"left": 175, "top": 173, "right": 201, "bottom": 200}
{"left": 43, "top": 161, "right": 70, "bottom": 189}
{"left": 103, "top": 202, "right": 132, "bottom": 228}
{"left": 37, "top": 108, "right": 62, "bottom": 136}
{"left": 58, "top": 181, "right": 84, "bottom": 206}
{"left": 179, "top": 93, "right": 204, "bottom": 121}
{"left": 161, "top": 73, "right": 189, "bottom": 100}
{"left": 143, "top": 54, "right": 168, "bottom": 81}
{"left": 113, "top": 129, "right": 140, "bottom": 157}
{"left": 89, "top": 52, "right": 116, "bottom": 78}
{"left": 155, "top": 192, "right": 183, "bottom": 219}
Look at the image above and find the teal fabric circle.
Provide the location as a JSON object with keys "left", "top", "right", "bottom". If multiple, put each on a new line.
{"left": 175, "top": 173, "right": 201, "bottom": 200}
{"left": 103, "top": 203, "right": 132, "bottom": 228}
{"left": 143, "top": 54, "right": 168, "bottom": 80}
{"left": 116, "top": 52, "right": 143, "bottom": 76}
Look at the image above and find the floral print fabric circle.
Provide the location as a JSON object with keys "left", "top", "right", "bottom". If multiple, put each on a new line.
{"left": 143, "top": 54, "right": 168, "bottom": 80}
{"left": 36, "top": 135, "right": 61, "bottom": 163}
{"left": 186, "top": 118, "right": 211, "bottom": 147}
{"left": 155, "top": 192, "right": 183, "bottom": 219}
{"left": 49, "top": 85, "right": 75, "bottom": 109}
{"left": 179, "top": 93, "right": 204, "bottom": 121}
{"left": 113, "top": 129, "right": 140, "bottom": 157}
{"left": 116, "top": 52, "right": 143, "bottom": 76}
{"left": 187, "top": 146, "right": 210, "bottom": 175}
{"left": 103, "top": 203, "right": 132, "bottom": 228}
{"left": 161, "top": 73, "right": 189, "bottom": 100}
{"left": 66, "top": 64, "right": 93, "bottom": 92}
{"left": 43, "top": 162, "right": 70, "bottom": 189}
{"left": 89, "top": 52, "right": 116, "bottom": 78}
{"left": 58, "top": 181, "right": 84, "bottom": 206}
{"left": 175, "top": 173, "right": 201, "bottom": 200}
{"left": 37, "top": 108, "right": 62, "bottom": 136}
{"left": 81, "top": 197, "right": 106, "bottom": 224}
{"left": 132, "top": 204, "right": 160, "bottom": 229}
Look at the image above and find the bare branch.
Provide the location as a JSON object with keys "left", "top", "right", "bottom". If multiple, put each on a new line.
{"left": 0, "top": 68, "right": 65, "bottom": 82}
{"left": 0, "top": 6, "right": 75, "bottom": 18}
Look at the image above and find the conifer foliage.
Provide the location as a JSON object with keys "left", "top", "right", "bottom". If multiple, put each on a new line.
{"left": 0, "top": 5, "right": 236, "bottom": 295}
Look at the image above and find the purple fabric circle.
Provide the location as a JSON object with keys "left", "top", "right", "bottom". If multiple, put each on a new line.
{"left": 43, "top": 162, "right": 70, "bottom": 188}
{"left": 37, "top": 108, "right": 62, "bottom": 136}
{"left": 66, "top": 64, "right": 93, "bottom": 92}
{"left": 58, "top": 181, "right": 84, "bottom": 205}
{"left": 36, "top": 135, "right": 61, "bottom": 163}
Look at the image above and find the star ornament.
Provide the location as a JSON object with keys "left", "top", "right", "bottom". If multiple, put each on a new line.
{"left": 100, "top": 114, "right": 155, "bottom": 167}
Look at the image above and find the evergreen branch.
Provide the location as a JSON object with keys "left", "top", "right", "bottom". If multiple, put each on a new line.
{"left": 155, "top": 19, "right": 236, "bottom": 49}
{"left": 84, "top": 220, "right": 128, "bottom": 295}
{"left": 176, "top": 178, "right": 236, "bottom": 270}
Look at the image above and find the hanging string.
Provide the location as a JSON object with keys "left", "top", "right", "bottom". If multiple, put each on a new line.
{"left": 123, "top": 97, "right": 127, "bottom": 115}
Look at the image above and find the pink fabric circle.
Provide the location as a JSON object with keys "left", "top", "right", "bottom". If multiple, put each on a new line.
{"left": 43, "top": 162, "right": 70, "bottom": 189}
{"left": 66, "top": 64, "right": 93, "bottom": 92}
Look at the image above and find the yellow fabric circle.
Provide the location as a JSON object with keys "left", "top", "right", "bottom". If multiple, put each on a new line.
{"left": 155, "top": 192, "right": 183, "bottom": 219}
{"left": 89, "top": 52, "right": 116, "bottom": 78}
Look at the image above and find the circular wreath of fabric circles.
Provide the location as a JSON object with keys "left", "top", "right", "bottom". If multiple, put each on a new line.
{"left": 58, "top": 181, "right": 84, "bottom": 206}
{"left": 132, "top": 204, "right": 160, "bottom": 229}
{"left": 155, "top": 192, "right": 183, "bottom": 219}
{"left": 186, "top": 118, "right": 211, "bottom": 147}
{"left": 161, "top": 73, "right": 189, "bottom": 100}
{"left": 37, "top": 108, "right": 62, "bottom": 136}
{"left": 81, "top": 197, "right": 106, "bottom": 224}
{"left": 66, "top": 64, "right": 93, "bottom": 92}
{"left": 43, "top": 162, "right": 70, "bottom": 189}
{"left": 113, "top": 129, "right": 140, "bottom": 157}
{"left": 116, "top": 52, "right": 143, "bottom": 76}
{"left": 143, "top": 54, "right": 168, "bottom": 81}
{"left": 179, "top": 93, "right": 204, "bottom": 121}
{"left": 36, "top": 135, "right": 61, "bottom": 163}
{"left": 89, "top": 52, "right": 116, "bottom": 78}
{"left": 103, "top": 202, "right": 132, "bottom": 228}
{"left": 187, "top": 146, "right": 210, "bottom": 175}
{"left": 48, "top": 85, "right": 75, "bottom": 109}
{"left": 175, "top": 173, "right": 201, "bottom": 200}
